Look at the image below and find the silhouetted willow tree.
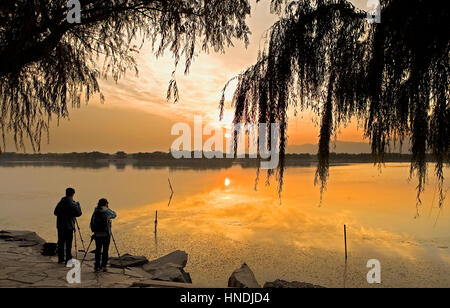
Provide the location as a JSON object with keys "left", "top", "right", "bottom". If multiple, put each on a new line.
{"left": 0, "top": 0, "right": 262, "bottom": 152}
{"left": 221, "top": 0, "right": 449, "bottom": 206}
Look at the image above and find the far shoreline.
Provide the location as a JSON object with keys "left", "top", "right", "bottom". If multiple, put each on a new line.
{"left": 0, "top": 151, "right": 434, "bottom": 170}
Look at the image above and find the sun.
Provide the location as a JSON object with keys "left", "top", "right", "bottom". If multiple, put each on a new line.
{"left": 224, "top": 178, "right": 231, "bottom": 187}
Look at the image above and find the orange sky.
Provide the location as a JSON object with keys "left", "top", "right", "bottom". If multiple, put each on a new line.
{"left": 6, "top": 0, "right": 371, "bottom": 153}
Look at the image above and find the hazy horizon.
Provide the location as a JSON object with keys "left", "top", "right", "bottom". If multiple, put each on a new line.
{"left": 1, "top": 140, "right": 413, "bottom": 155}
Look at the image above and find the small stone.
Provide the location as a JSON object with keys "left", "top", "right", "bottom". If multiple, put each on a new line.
{"left": 228, "top": 263, "right": 261, "bottom": 288}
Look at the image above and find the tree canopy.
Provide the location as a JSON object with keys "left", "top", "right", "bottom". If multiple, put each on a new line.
{"left": 0, "top": 0, "right": 258, "bottom": 151}
{"left": 221, "top": 0, "right": 449, "bottom": 207}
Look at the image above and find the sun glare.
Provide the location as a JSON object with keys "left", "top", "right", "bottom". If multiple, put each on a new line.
{"left": 224, "top": 178, "right": 231, "bottom": 187}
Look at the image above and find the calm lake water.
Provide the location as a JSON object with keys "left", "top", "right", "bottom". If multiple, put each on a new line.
{"left": 0, "top": 163, "right": 449, "bottom": 287}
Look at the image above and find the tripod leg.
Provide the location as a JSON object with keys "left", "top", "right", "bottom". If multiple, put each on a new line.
{"left": 75, "top": 219, "right": 86, "bottom": 252}
{"left": 81, "top": 237, "right": 94, "bottom": 266}
{"left": 74, "top": 230, "right": 77, "bottom": 260}
{"left": 110, "top": 232, "right": 125, "bottom": 274}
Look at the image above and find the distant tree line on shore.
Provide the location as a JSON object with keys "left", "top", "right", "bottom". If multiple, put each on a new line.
{"left": 0, "top": 151, "right": 437, "bottom": 164}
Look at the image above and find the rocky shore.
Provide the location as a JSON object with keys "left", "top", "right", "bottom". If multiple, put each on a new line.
{"left": 0, "top": 230, "right": 324, "bottom": 288}
{"left": 0, "top": 230, "right": 197, "bottom": 288}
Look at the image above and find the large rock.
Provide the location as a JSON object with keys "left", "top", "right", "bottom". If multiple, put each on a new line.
{"left": 142, "top": 250, "right": 191, "bottom": 283}
{"left": 264, "top": 279, "right": 325, "bottom": 289}
{"left": 110, "top": 253, "right": 149, "bottom": 268}
{"left": 143, "top": 250, "right": 188, "bottom": 271}
{"left": 0, "top": 230, "right": 45, "bottom": 243}
{"left": 228, "top": 263, "right": 261, "bottom": 288}
{"left": 0, "top": 230, "right": 45, "bottom": 250}
{"left": 149, "top": 264, "right": 192, "bottom": 283}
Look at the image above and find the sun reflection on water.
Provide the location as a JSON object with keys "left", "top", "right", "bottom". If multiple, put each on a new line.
{"left": 115, "top": 164, "right": 450, "bottom": 287}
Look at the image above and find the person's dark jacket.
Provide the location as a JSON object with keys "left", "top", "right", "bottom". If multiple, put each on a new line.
{"left": 54, "top": 197, "right": 82, "bottom": 231}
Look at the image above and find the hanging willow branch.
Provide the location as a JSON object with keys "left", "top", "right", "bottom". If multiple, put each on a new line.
{"left": 0, "top": 0, "right": 258, "bottom": 152}
{"left": 221, "top": 0, "right": 449, "bottom": 206}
